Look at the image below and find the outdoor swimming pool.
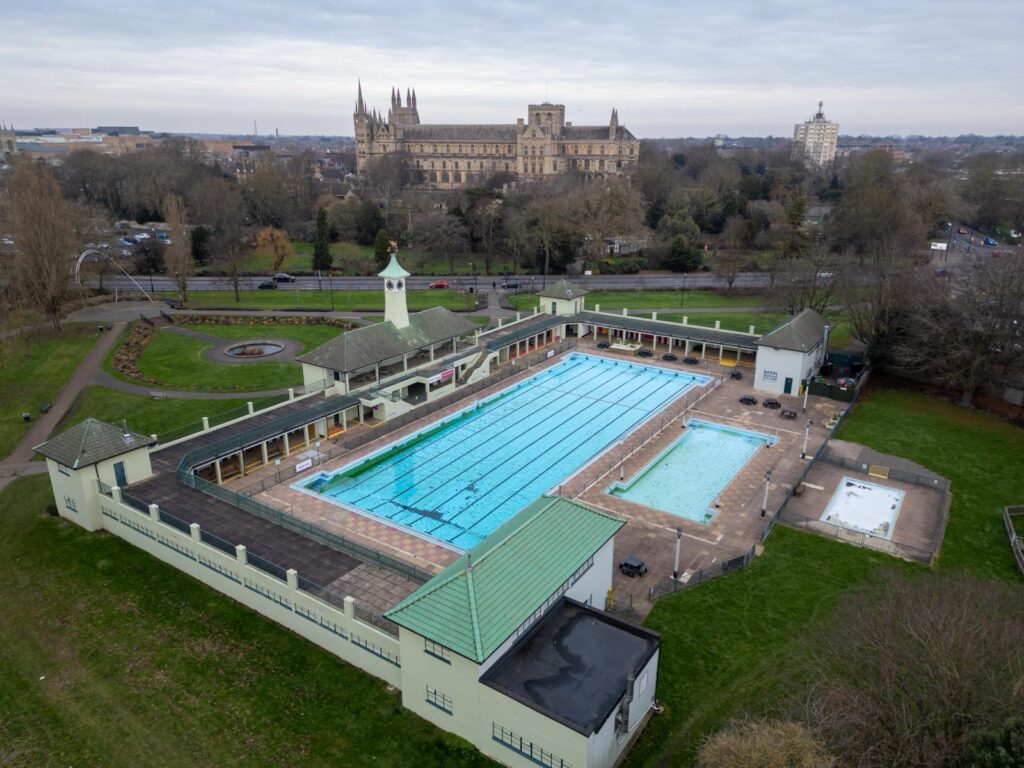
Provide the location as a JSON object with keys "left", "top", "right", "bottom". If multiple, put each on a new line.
{"left": 609, "top": 419, "right": 774, "bottom": 523}
{"left": 296, "top": 354, "right": 706, "bottom": 549}
{"left": 821, "top": 476, "right": 903, "bottom": 539}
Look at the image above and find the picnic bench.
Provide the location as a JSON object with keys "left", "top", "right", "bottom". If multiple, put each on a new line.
{"left": 781, "top": 409, "right": 798, "bottom": 420}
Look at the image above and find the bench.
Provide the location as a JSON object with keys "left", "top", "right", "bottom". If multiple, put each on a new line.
{"left": 781, "top": 409, "right": 798, "bottom": 419}
{"left": 150, "top": 391, "right": 169, "bottom": 400}
{"left": 739, "top": 395, "right": 758, "bottom": 406}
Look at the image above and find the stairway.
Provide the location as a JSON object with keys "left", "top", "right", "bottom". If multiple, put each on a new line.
{"left": 457, "top": 350, "right": 488, "bottom": 386}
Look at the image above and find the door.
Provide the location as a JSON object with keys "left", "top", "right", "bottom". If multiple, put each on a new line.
{"left": 783, "top": 377, "right": 793, "bottom": 395}
{"left": 113, "top": 461, "right": 127, "bottom": 487}
{"left": 551, "top": 302, "right": 557, "bottom": 314}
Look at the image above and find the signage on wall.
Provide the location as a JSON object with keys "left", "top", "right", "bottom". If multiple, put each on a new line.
{"left": 294, "top": 459, "right": 312, "bottom": 473}
{"left": 427, "top": 368, "right": 455, "bottom": 385}
{"left": 762, "top": 369, "right": 778, "bottom": 382}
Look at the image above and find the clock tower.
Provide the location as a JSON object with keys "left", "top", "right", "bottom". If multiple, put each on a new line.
{"left": 378, "top": 249, "right": 411, "bottom": 330}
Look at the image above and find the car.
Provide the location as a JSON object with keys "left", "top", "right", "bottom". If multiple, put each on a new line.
{"left": 501, "top": 281, "right": 519, "bottom": 290}
{"left": 816, "top": 271, "right": 834, "bottom": 279}
{"left": 273, "top": 272, "right": 295, "bottom": 282}
{"left": 682, "top": 356, "right": 699, "bottom": 365}
{"left": 618, "top": 556, "right": 648, "bottom": 578}
{"left": 133, "top": 232, "right": 151, "bottom": 240}
{"left": 661, "top": 353, "right": 678, "bottom": 362}
{"left": 158, "top": 239, "right": 172, "bottom": 246}
{"left": 429, "top": 280, "right": 449, "bottom": 289}
{"left": 983, "top": 237, "right": 998, "bottom": 246}
{"left": 637, "top": 349, "right": 653, "bottom": 358}
{"left": 155, "top": 231, "right": 169, "bottom": 240}
{"left": 257, "top": 281, "right": 278, "bottom": 290}
{"left": 957, "top": 227, "right": 968, "bottom": 235}
{"left": 116, "top": 239, "right": 134, "bottom": 247}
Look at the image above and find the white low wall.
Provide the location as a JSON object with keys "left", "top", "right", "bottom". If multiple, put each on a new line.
{"left": 97, "top": 486, "right": 402, "bottom": 688}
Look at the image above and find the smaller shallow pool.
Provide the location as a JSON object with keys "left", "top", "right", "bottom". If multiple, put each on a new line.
{"left": 608, "top": 419, "right": 774, "bottom": 523}
{"left": 226, "top": 342, "right": 284, "bottom": 358}
{"left": 821, "top": 476, "right": 903, "bottom": 539}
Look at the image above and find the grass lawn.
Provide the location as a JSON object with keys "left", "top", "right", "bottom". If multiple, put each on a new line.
{"left": 0, "top": 325, "right": 100, "bottom": 460}
{"left": 177, "top": 322, "right": 341, "bottom": 349}
{"left": 653, "top": 311, "right": 787, "bottom": 335}
{"left": 511, "top": 290, "right": 765, "bottom": 312}
{"left": 836, "top": 386, "right": 1024, "bottom": 581}
{"left": 128, "top": 331, "right": 301, "bottom": 392}
{"left": 164, "top": 289, "right": 476, "bottom": 312}
{"left": 58, "top": 386, "right": 283, "bottom": 443}
{"left": 0, "top": 475, "right": 489, "bottom": 768}
{"left": 626, "top": 527, "right": 914, "bottom": 767}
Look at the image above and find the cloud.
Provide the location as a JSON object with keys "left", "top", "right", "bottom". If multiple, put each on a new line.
{"left": 3, "top": 0, "right": 1022, "bottom": 135}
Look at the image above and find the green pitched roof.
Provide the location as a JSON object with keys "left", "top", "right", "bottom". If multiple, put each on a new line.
{"left": 33, "top": 417, "right": 154, "bottom": 470}
{"left": 538, "top": 278, "right": 588, "bottom": 301}
{"left": 377, "top": 254, "right": 410, "bottom": 278}
{"left": 385, "top": 497, "right": 624, "bottom": 663}
{"left": 756, "top": 308, "right": 828, "bottom": 352}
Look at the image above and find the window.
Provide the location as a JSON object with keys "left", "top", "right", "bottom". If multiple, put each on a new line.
{"left": 425, "top": 686, "right": 453, "bottom": 714}
{"left": 64, "top": 495, "right": 78, "bottom": 514}
{"left": 56, "top": 463, "right": 71, "bottom": 476}
{"left": 492, "top": 723, "right": 571, "bottom": 768}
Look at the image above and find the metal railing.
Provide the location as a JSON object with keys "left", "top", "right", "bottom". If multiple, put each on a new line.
{"left": 353, "top": 603, "right": 401, "bottom": 638}
{"left": 1005, "top": 505, "right": 1024, "bottom": 576}
{"left": 648, "top": 546, "right": 755, "bottom": 601}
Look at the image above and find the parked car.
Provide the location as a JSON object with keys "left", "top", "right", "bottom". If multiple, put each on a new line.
{"left": 618, "top": 556, "right": 648, "bottom": 577}
{"left": 661, "top": 353, "right": 678, "bottom": 362}
{"left": 116, "top": 239, "right": 134, "bottom": 247}
{"left": 501, "top": 280, "right": 519, "bottom": 290}
{"left": 257, "top": 281, "right": 278, "bottom": 290}
{"left": 983, "top": 237, "right": 998, "bottom": 246}
{"left": 133, "top": 232, "right": 150, "bottom": 240}
{"left": 957, "top": 227, "right": 968, "bottom": 235}
{"left": 273, "top": 272, "right": 295, "bottom": 282}
{"left": 155, "top": 231, "right": 169, "bottom": 240}
{"left": 429, "top": 280, "right": 449, "bottom": 289}
{"left": 682, "top": 356, "right": 699, "bottom": 365}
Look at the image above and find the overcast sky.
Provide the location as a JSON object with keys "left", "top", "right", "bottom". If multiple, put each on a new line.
{"left": 4, "top": 0, "right": 1022, "bottom": 137}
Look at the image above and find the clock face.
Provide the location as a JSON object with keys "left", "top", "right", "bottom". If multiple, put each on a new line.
{"left": 385, "top": 279, "right": 395, "bottom": 291}
{"left": 395, "top": 279, "right": 404, "bottom": 290}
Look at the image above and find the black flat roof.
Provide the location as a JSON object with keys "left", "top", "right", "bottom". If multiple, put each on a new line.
{"left": 480, "top": 599, "right": 660, "bottom": 735}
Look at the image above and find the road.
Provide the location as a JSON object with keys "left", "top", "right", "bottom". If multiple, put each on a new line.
{"left": 84, "top": 271, "right": 775, "bottom": 293}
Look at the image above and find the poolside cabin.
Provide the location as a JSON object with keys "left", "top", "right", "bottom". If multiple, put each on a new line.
{"left": 297, "top": 255, "right": 478, "bottom": 419}
{"left": 538, "top": 278, "right": 589, "bottom": 316}
{"left": 34, "top": 417, "right": 155, "bottom": 531}
{"left": 386, "top": 496, "right": 660, "bottom": 768}
{"left": 754, "top": 309, "right": 829, "bottom": 395}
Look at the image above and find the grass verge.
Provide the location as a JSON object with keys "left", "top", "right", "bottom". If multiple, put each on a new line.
{"left": 165, "top": 289, "right": 476, "bottom": 312}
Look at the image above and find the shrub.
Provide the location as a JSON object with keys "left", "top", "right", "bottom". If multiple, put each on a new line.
{"left": 696, "top": 718, "right": 834, "bottom": 768}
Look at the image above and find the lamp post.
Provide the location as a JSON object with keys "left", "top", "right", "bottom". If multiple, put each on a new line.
{"left": 801, "top": 421, "right": 813, "bottom": 459}
{"left": 275, "top": 457, "right": 282, "bottom": 483}
{"left": 760, "top": 470, "right": 772, "bottom": 517}
{"left": 802, "top": 378, "right": 810, "bottom": 412}
{"left": 314, "top": 439, "right": 321, "bottom": 466}
{"left": 672, "top": 527, "right": 682, "bottom": 581}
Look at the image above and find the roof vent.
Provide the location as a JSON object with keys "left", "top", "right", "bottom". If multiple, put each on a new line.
{"left": 121, "top": 419, "right": 132, "bottom": 444}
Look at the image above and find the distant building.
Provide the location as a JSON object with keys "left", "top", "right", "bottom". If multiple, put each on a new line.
{"left": 354, "top": 83, "right": 640, "bottom": 189}
{"left": 0, "top": 122, "right": 15, "bottom": 159}
{"left": 9, "top": 127, "right": 154, "bottom": 163}
{"left": 793, "top": 102, "right": 838, "bottom": 169}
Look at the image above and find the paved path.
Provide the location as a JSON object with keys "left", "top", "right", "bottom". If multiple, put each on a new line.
{"left": 0, "top": 322, "right": 126, "bottom": 491}
{"left": 89, "top": 369, "right": 294, "bottom": 400}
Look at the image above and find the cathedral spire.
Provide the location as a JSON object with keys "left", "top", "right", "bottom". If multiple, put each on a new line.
{"left": 406, "top": 87, "right": 411, "bottom": 107}
{"left": 411, "top": 88, "right": 417, "bottom": 108}
{"left": 356, "top": 80, "right": 365, "bottom": 114}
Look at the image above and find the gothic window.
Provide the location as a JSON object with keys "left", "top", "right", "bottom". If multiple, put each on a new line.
{"left": 587, "top": 145, "right": 593, "bottom": 154}
{"left": 441, "top": 171, "right": 450, "bottom": 182}
{"left": 574, "top": 145, "right": 579, "bottom": 154}
{"left": 442, "top": 161, "right": 446, "bottom": 169}
{"left": 584, "top": 159, "right": 590, "bottom": 170}
{"left": 599, "top": 159, "right": 605, "bottom": 170}
{"left": 454, "top": 172, "right": 461, "bottom": 183}
{"left": 600, "top": 145, "right": 605, "bottom": 154}
{"left": 539, "top": 146, "right": 544, "bottom": 155}
{"left": 628, "top": 146, "right": 634, "bottom": 155}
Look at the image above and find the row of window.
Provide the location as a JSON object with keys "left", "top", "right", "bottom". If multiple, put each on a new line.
{"left": 425, "top": 685, "right": 453, "bottom": 714}
{"left": 413, "top": 159, "right": 511, "bottom": 172}
{"left": 492, "top": 723, "right": 571, "bottom": 768}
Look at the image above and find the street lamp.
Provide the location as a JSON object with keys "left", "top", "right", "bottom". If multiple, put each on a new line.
{"left": 672, "top": 527, "right": 682, "bottom": 581}
{"left": 314, "top": 439, "right": 321, "bottom": 466}
{"left": 801, "top": 420, "right": 813, "bottom": 460}
{"left": 275, "top": 457, "right": 282, "bottom": 483}
{"left": 760, "top": 470, "right": 772, "bottom": 518}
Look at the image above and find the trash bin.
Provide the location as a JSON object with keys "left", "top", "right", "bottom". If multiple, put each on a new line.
{"left": 22, "top": 412, "right": 31, "bottom": 423}
{"left": 40, "top": 403, "right": 51, "bottom": 414}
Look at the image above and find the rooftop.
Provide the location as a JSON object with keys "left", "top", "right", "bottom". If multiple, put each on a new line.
{"left": 297, "top": 307, "right": 477, "bottom": 373}
{"left": 480, "top": 599, "right": 660, "bottom": 735}
{"left": 538, "top": 278, "right": 588, "bottom": 301}
{"left": 385, "top": 497, "right": 624, "bottom": 663}
{"left": 756, "top": 308, "right": 828, "bottom": 352}
{"left": 34, "top": 417, "right": 155, "bottom": 469}
{"left": 377, "top": 254, "right": 410, "bottom": 279}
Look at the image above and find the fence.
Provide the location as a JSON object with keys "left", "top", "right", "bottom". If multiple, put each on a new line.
{"left": 1005, "top": 505, "right": 1024, "bottom": 576}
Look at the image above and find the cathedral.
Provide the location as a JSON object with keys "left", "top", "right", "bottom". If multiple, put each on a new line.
{"left": 353, "top": 83, "right": 639, "bottom": 189}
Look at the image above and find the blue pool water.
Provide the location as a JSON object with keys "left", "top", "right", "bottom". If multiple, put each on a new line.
{"left": 296, "top": 354, "right": 707, "bottom": 549}
{"left": 609, "top": 419, "right": 774, "bottom": 523}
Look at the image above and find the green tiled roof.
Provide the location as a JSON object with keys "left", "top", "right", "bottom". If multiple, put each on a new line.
{"left": 33, "top": 417, "right": 154, "bottom": 469}
{"left": 385, "top": 497, "right": 623, "bottom": 663}
{"left": 756, "top": 308, "right": 828, "bottom": 352}
{"left": 538, "top": 278, "right": 588, "bottom": 301}
{"left": 377, "top": 254, "right": 411, "bottom": 278}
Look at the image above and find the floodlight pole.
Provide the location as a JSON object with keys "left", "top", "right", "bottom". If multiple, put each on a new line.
{"left": 801, "top": 421, "right": 813, "bottom": 459}
{"left": 802, "top": 379, "right": 810, "bottom": 412}
{"left": 314, "top": 439, "right": 321, "bottom": 466}
{"left": 275, "top": 457, "right": 282, "bottom": 483}
{"left": 761, "top": 470, "right": 772, "bottom": 518}
{"left": 672, "top": 527, "right": 682, "bottom": 581}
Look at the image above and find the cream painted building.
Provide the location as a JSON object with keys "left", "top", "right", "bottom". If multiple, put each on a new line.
{"left": 792, "top": 102, "right": 839, "bottom": 169}
{"left": 354, "top": 83, "right": 640, "bottom": 189}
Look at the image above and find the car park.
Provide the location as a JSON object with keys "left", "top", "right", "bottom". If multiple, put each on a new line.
{"left": 661, "top": 353, "right": 678, "bottom": 362}
{"left": 429, "top": 280, "right": 449, "bottom": 289}
{"left": 273, "top": 273, "right": 295, "bottom": 282}
{"left": 257, "top": 281, "right": 277, "bottom": 290}
{"left": 682, "top": 356, "right": 699, "bottom": 365}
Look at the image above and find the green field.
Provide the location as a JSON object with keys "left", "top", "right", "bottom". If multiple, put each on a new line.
{"left": 177, "top": 322, "right": 342, "bottom": 347}
{"left": 0, "top": 325, "right": 99, "bottom": 459}
{"left": 0, "top": 475, "right": 489, "bottom": 768}
{"left": 510, "top": 289, "right": 765, "bottom": 312}
{"left": 164, "top": 289, "right": 476, "bottom": 312}
{"left": 836, "top": 387, "right": 1024, "bottom": 580}
{"left": 58, "top": 386, "right": 283, "bottom": 444}
{"left": 652, "top": 311, "right": 786, "bottom": 335}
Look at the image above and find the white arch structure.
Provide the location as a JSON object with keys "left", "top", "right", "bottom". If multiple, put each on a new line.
{"left": 74, "top": 248, "right": 156, "bottom": 303}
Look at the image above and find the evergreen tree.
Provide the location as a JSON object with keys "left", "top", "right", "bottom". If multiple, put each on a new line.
{"left": 373, "top": 228, "right": 392, "bottom": 269}
{"left": 312, "top": 207, "right": 332, "bottom": 271}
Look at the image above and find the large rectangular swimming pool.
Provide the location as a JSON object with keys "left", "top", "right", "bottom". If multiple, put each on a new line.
{"left": 295, "top": 354, "right": 707, "bottom": 549}
{"left": 609, "top": 419, "right": 774, "bottom": 523}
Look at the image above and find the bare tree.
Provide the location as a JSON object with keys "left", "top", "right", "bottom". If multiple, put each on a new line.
{"left": 255, "top": 227, "right": 294, "bottom": 273}
{"left": 194, "top": 177, "right": 246, "bottom": 301}
{"left": 162, "top": 194, "right": 193, "bottom": 302}
{"left": 413, "top": 210, "right": 468, "bottom": 274}
{"left": 8, "top": 160, "right": 82, "bottom": 329}
{"left": 893, "top": 252, "right": 1024, "bottom": 406}
{"left": 771, "top": 238, "right": 841, "bottom": 315}
{"left": 805, "top": 572, "right": 1024, "bottom": 768}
